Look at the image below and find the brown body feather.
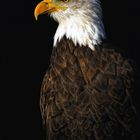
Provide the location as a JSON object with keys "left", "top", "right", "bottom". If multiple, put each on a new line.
{"left": 40, "top": 37, "right": 136, "bottom": 140}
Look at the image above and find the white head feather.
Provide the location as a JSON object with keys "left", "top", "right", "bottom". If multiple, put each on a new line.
{"left": 50, "top": 0, "right": 106, "bottom": 50}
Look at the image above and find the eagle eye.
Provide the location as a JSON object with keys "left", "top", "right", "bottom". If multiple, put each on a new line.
{"left": 62, "top": 0, "right": 69, "bottom": 2}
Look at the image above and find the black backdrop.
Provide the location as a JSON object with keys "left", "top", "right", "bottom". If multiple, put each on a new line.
{"left": 1, "top": 0, "right": 140, "bottom": 140}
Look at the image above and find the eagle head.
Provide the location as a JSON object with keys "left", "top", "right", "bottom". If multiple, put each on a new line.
{"left": 34, "top": 0, "right": 106, "bottom": 50}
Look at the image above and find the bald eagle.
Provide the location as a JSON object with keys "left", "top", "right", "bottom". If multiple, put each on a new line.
{"left": 34, "top": 0, "right": 136, "bottom": 140}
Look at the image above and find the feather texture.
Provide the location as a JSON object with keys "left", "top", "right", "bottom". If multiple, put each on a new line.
{"left": 51, "top": 0, "right": 106, "bottom": 50}
{"left": 40, "top": 37, "right": 136, "bottom": 140}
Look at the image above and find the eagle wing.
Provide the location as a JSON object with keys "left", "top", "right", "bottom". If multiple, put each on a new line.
{"left": 40, "top": 40, "right": 136, "bottom": 140}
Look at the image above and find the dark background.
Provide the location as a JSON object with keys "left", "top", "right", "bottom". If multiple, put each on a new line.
{"left": 1, "top": 0, "right": 140, "bottom": 140}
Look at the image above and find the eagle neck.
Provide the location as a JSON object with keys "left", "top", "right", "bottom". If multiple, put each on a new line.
{"left": 51, "top": 1, "right": 106, "bottom": 50}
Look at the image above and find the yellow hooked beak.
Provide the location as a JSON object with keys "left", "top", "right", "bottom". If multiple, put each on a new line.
{"left": 34, "top": 0, "right": 67, "bottom": 20}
